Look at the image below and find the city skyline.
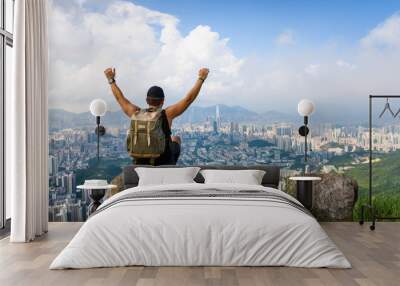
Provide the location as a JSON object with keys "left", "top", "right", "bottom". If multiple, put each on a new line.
{"left": 47, "top": 104, "right": 400, "bottom": 222}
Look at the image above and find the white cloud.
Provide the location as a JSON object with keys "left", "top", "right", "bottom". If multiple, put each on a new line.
{"left": 49, "top": 0, "right": 243, "bottom": 112}
{"left": 275, "top": 30, "right": 295, "bottom": 45}
{"left": 361, "top": 13, "right": 400, "bottom": 49}
{"left": 49, "top": 3, "right": 400, "bottom": 122}
{"left": 336, "top": 60, "right": 356, "bottom": 70}
{"left": 304, "top": 64, "right": 320, "bottom": 76}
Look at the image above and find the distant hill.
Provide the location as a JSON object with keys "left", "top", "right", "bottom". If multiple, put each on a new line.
{"left": 175, "top": 105, "right": 296, "bottom": 124}
{"left": 48, "top": 109, "right": 130, "bottom": 131}
{"left": 49, "top": 105, "right": 295, "bottom": 131}
{"left": 259, "top": 110, "right": 298, "bottom": 123}
{"left": 174, "top": 105, "right": 259, "bottom": 124}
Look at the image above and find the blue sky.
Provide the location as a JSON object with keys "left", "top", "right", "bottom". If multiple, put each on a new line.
{"left": 49, "top": 0, "right": 400, "bottom": 122}
{"left": 132, "top": 0, "right": 400, "bottom": 56}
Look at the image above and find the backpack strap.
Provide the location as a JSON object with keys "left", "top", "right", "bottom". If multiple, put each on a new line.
{"left": 134, "top": 120, "right": 138, "bottom": 145}
{"left": 147, "top": 121, "right": 151, "bottom": 146}
{"left": 161, "top": 110, "right": 171, "bottom": 139}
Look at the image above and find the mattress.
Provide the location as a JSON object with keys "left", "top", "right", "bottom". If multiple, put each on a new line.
{"left": 50, "top": 183, "right": 351, "bottom": 269}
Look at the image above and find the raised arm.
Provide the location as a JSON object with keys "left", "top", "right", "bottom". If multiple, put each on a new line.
{"left": 104, "top": 68, "right": 140, "bottom": 117}
{"left": 165, "top": 68, "right": 209, "bottom": 121}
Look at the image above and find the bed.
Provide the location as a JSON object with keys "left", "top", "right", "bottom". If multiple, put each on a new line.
{"left": 50, "top": 165, "right": 351, "bottom": 269}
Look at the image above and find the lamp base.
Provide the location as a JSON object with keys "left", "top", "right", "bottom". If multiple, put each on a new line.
{"left": 88, "top": 189, "right": 106, "bottom": 215}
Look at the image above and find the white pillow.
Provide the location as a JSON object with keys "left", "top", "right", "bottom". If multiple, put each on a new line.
{"left": 200, "top": 169, "right": 266, "bottom": 185}
{"left": 135, "top": 167, "right": 200, "bottom": 186}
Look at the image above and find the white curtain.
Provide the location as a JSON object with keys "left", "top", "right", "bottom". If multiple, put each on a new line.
{"left": 9, "top": 0, "right": 49, "bottom": 242}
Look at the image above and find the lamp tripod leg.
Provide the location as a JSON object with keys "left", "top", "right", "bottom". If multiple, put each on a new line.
{"left": 96, "top": 116, "right": 100, "bottom": 161}
{"left": 97, "top": 126, "right": 99, "bottom": 161}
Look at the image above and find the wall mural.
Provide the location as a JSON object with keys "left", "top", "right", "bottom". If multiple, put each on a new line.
{"left": 48, "top": 0, "right": 400, "bottom": 222}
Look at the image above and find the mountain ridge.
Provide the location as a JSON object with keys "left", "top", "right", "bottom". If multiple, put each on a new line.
{"left": 48, "top": 105, "right": 296, "bottom": 131}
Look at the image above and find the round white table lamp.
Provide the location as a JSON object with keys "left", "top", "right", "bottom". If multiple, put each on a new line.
{"left": 90, "top": 99, "right": 107, "bottom": 117}
{"left": 89, "top": 99, "right": 107, "bottom": 160}
{"left": 297, "top": 99, "right": 315, "bottom": 117}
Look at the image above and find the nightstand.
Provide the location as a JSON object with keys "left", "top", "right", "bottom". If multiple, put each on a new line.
{"left": 77, "top": 180, "right": 117, "bottom": 215}
{"left": 289, "top": 176, "right": 321, "bottom": 210}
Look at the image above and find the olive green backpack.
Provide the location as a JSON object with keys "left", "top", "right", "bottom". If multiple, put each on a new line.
{"left": 127, "top": 108, "right": 166, "bottom": 160}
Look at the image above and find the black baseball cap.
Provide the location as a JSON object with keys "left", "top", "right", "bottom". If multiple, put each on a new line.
{"left": 147, "top": 86, "right": 164, "bottom": 99}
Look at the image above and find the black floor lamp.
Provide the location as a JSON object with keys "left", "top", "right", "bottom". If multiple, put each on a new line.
{"left": 83, "top": 99, "right": 109, "bottom": 217}
{"left": 89, "top": 99, "right": 107, "bottom": 161}
{"left": 297, "top": 99, "right": 315, "bottom": 172}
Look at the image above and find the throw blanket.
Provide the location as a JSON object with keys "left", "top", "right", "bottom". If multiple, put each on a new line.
{"left": 92, "top": 188, "right": 312, "bottom": 218}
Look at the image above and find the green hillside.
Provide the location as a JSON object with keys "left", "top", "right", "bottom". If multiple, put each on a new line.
{"left": 347, "top": 151, "right": 400, "bottom": 195}
{"left": 75, "top": 157, "right": 132, "bottom": 186}
{"left": 342, "top": 151, "right": 400, "bottom": 220}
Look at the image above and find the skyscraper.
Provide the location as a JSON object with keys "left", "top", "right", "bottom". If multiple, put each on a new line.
{"left": 48, "top": 155, "right": 58, "bottom": 176}
{"left": 230, "top": 122, "right": 235, "bottom": 134}
{"left": 61, "top": 173, "right": 76, "bottom": 193}
{"left": 215, "top": 105, "right": 221, "bottom": 130}
{"left": 213, "top": 120, "right": 218, "bottom": 134}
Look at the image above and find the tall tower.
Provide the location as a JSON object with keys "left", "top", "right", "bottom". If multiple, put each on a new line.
{"left": 215, "top": 105, "right": 221, "bottom": 129}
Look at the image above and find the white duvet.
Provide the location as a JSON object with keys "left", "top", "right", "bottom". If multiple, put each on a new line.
{"left": 50, "top": 183, "right": 351, "bottom": 269}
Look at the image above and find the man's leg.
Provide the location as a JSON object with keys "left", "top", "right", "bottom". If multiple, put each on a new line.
{"left": 152, "top": 137, "right": 181, "bottom": 166}
{"left": 133, "top": 157, "right": 151, "bottom": 165}
{"left": 170, "top": 136, "right": 181, "bottom": 164}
